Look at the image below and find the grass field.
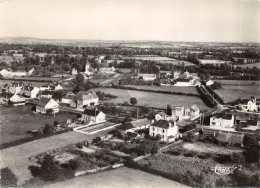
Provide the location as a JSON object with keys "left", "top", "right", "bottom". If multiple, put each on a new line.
{"left": 0, "top": 106, "right": 75, "bottom": 144}
{"left": 123, "top": 85, "right": 199, "bottom": 94}
{"left": 216, "top": 80, "right": 260, "bottom": 86}
{"left": 90, "top": 88, "right": 208, "bottom": 110}
{"left": 214, "top": 84, "right": 259, "bottom": 102}
{"left": 44, "top": 167, "right": 188, "bottom": 188}
{"left": 237, "top": 63, "right": 260, "bottom": 69}
{"left": 0, "top": 80, "right": 50, "bottom": 87}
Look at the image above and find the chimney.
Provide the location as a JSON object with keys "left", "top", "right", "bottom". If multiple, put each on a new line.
{"left": 151, "top": 119, "right": 154, "bottom": 124}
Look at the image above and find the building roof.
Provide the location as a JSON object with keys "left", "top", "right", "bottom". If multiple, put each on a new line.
{"left": 41, "top": 90, "right": 55, "bottom": 95}
{"left": 157, "top": 111, "right": 167, "bottom": 117}
{"left": 63, "top": 92, "right": 76, "bottom": 100}
{"left": 23, "top": 86, "right": 34, "bottom": 91}
{"left": 37, "top": 98, "right": 52, "bottom": 107}
{"left": 214, "top": 113, "right": 233, "bottom": 120}
{"left": 246, "top": 120, "right": 259, "bottom": 126}
{"left": 83, "top": 108, "right": 101, "bottom": 117}
{"left": 76, "top": 91, "right": 98, "bottom": 101}
{"left": 190, "top": 104, "right": 200, "bottom": 112}
{"left": 122, "top": 118, "right": 151, "bottom": 130}
{"left": 151, "top": 120, "right": 175, "bottom": 129}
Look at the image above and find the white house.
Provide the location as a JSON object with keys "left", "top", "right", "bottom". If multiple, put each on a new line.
{"left": 155, "top": 111, "right": 168, "bottom": 121}
{"left": 172, "top": 106, "right": 185, "bottom": 121}
{"left": 38, "top": 90, "right": 55, "bottom": 99}
{"left": 8, "top": 82, "right": 24, "bottom": 94}
{"left": 82, "top": 108, "right": 106, "bottom": 124}
{"left": 210, "top": 113, "right": 234, "bottom": 128}
{"left": 75, "top": 91, "right": 99, "bottom": 109}
{"left": 137, "top": 74, "right": 156, "bottom": 81}
{"left": 99, "top": 67, "right": 115, "bottom": 74}
{"left": 50, "top": 83, "right": 63, "bottom": 91}
{"left": 71, "top": 68, "right": 78, "bottom": 75}
{"left": 9, "top": 94, "right": 25, "bottom": 106}
{"left": 61, "top": 92, "right": 76, "bottom": 104}
{"left": 36, "top": 98, "right": 59, "bottom": 114}
{"left": 247, "top": 96, "right": 257, "bottom": 112}
{"left": 39, "top": 85, "right": 51, "bottom": 91}
{"left": 206, "top": 80, "right": 214, "bottom": 86}
{"left": 22, "top": 86, "right": 40, "bottom": 98}
{"left": 185, "top": 105, "right": 200, "bottom": 118}
{"left": 149, "top": 120, "right": 179, "bottom": 142}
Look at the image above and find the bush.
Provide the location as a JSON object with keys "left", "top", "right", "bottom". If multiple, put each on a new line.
{"left": 242, "top": 149, "right": 259, "bottom": 163}
{"left": 213, "top": 154, "right": 232, "bottom": 163}
{"left": 68, "top": 159, "right": 80, "bottom": 170}
{"left": 0, "top": 167, "right": 18, "bottom": 187}
{"left": 28, "top": 165, "right": 41, "bottom": 177}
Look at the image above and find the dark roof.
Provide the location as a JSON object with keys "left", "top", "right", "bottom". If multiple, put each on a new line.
{"left": 75, "top": 91, "right": 98, "bottom": 101}
{"left": 37, "top": 98, "right": 52, "bottom": 107}
{"left": 63, "top": 92, "right": 75, "bottom": 100}
{"left": 151, "top": 120, "right": 174, "bottom": 129}
{"left": 176, "top": 78, "right": 191, "bottom": 82}
{"left": 214, "top": 113, "right": 233, "bottom": 120}
{"left": 190, "top": 104, "right": 200, "bottom": 112}
{"left": 83, "top": 109, "right": 100, "bottom": 117}
{"left": 23, "top": 86, "right": 34, "bottom": 91}
{"left": 41, "top": 90, "right": 55, "bottom": 95}
{"left": 246, "top": 120, "right": 258, "bottom": 126}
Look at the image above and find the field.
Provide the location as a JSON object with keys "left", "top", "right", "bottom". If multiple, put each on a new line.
{"left": 214, "top": 83, "right": 259, "bottom": 102}
{"left": 0, "top": 130, "right": 114, "bottom": 185}
{"left": 216, "top": 80, "right": 260, "bottom": 85}
{"left": 90, "top": 88, "right": 208, "bottom": 110}
{"left": 0, "top": 106, "right": 75, "bottom": 144}
{"left": 121, "top": 56, "right": 194, "bottom": 65}
{"left": 237, "top": 63, "right": 260, "bottom": 69}
{"left": 44, "top": 167, "right": 188, "bottom": 188}
{"left": 123, "top": 85, "right": 199, "bottom": 94}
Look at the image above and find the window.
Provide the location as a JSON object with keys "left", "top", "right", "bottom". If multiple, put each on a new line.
{"left": 212, "top": 122, "right": 216, "bottom": 125}
{"left": 153, "top": 127, "right": 155, "bottom": 131}
{"left": 162, "top": 129, "right": 165, "bottom": 133}
{"left": 153, "top": 133, "right": 155, "bottom": 137}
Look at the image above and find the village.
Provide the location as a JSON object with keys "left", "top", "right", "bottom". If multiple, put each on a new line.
{"left": 0, "top": 40, "right": 259, "bottom": 188}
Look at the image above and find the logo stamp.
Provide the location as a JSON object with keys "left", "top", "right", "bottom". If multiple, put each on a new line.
{"left": 211, "top": 165, "right": 237, "bottom": 175}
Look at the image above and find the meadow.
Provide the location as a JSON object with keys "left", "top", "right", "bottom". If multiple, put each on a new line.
{"left": 0, "top": 80, "right": 50, "bottom": 87}
{"left": 0, "top": 106, "right": 75, "bottom": 144}
{"left": 90, "top": 88, "right": 208, "bottom": 110}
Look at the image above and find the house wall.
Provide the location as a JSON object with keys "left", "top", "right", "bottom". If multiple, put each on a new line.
{"left": 61, "top": 98, "right": 70, "bottom": 104}
{"left": 210, "top": 116, "right": 234, "bottom": 128}
{"left": 149, "top": 123, "right": 177, "bottom": 142}
{"left": 82, "top": 112, "right": 106, "bottom": 123}
{"left": 45, "top": 99, "right": 59, "bottom": 113}
{"left": 155, "top": 114, "right": 167, "bottom": 121}
{"left": 36, "top": 106, "right": 46, "bottom": 114}
{"left": 77, "top": 98, "right": 99, "bottom": 109}
{"left": 31, "top": 88, "right": 39, "bottom": 98}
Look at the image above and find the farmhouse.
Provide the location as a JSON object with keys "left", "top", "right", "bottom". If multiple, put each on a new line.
{"left": 120, "top": 118, "right": 152, "bottom": 133}
{"left": 82, "top": 108, "right": 106, "bottom": 124}
{"left": 75, "top": 91, "right": 99, "bottom": 109}
{"left": 8, "top": 82, "right": 24, "bottom": 94}
{"left": 184, "top": 104, "right": 200, "bottom": 118}
{"left": 36, "top": 98, "right": 59, "bottom": 114}
{"left": 61, "top": 92, "right": 76, "bottom": 104}
{"left": 137, "top": 74, "right": 157, "bottom": 81}
{"left": 155, "top": 111, "right": 168, "bottom": 121}
{"left": 210, "top": 113, "right": 235, "bottom": 128}
{"left": 149, "top": 120, "right": 179, "bottom": 142}
{"left": 21, "top": 86, "right": 40, "bottom": 98}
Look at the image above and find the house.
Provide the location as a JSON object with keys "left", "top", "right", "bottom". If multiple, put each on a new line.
{"left": 247, "top": 96, "right": 257, "bottom": 112}
{"left": 185, "top": 105, "right": 200, "bottom": 118}
{"left": 155, "top": 111, "right": 168, "bottom": 121}
{"left": 137, "top": 74, "right": 156, "bottom": 81}
{"left": 71, "top": 68, "right": 78, "bottom": 75}
{"left": 9, "top": 94, "right": 25, "bottom": 106}
{"left": 36, "top": 98, "right": 59, "bottom": 114}
{"left": 21, "top": 86, "right": 39, "bottom": 98}
{"left": 99, "top": 67, "right": 115, "bottom": 74}
{"left": 120, "top": 118, "right": 152, "bottom": 133}
{"left": 149, "top": 120, "right": 179, "bottom": 142}
{"left": 172, "top": 106, "right": 185, "bottom": 121}
{"left": 40, "top": 84, "right": 51, "bottom": 91}
{"left": 206, "top": 80, "right": 214, "bottom": 86}
{"left": 75, "top": 91, "right": 99, "bottom": 109}
{"left": 50, "top": 83, "right": 63, "bottom": 91}
{"left": 210, "top": 113, "right": 235, "bottom": 128}
{"left": 8, "top": 82, "right": 24, "bottom": 94}
{"left": 174, "top": 78, "right": 199, "bottom": 86}
{"left": 38, "top": 90, "right": 55, "bottom": 98}
{"left": 61, "top": 92, "right": 76, "bottom": 104}
{"left": 82, "top": 108, "right": 106, "bottom": 124}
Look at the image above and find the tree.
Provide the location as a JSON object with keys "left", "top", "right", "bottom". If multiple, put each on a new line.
{"left": 62, "top": 64, "right": 71, "bottom": 72}
{"left": 43, "top": 123, "right": 55, "bottom": 134}
{"left": 0, "top": 167, "right": 18, "bottom": 187}
{"left": 46, "top": 108, "right": 54, "bottom": 116}
{"left": 53, "top": 121, "right": 59, "bottom": 127}
{"left": 123, "top": 116, "right": 132, "bottom": 124}
{"left": 11, "top": 61, "right": 18, "bottom": 70}
{"left": 130, "top": 97, "right": 137, "bottom": 106}
{"left": 39, "top": 155, "right": 60, "bottom": 181}
{"left": 166, "top": 104, "right": 172, "bottom": 116}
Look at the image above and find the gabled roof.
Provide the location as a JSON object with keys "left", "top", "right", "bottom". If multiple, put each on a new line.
{"left": 157, "top": 111, "right": 167, "bottom": 117}
{"left": 63, "top": 92, "right": 76, "bottom": 100}
{"left": 122, "top": 118, "right": 151, "bottom": 130}
{"left": 214, "top": 113, "right": 233, "bottom": 120}
{"left": 151, "top": 120, "right": 175, "bottom": 129}
{"left": 37, "top": 98, "right": 52, "bottom": 107}
{"left": 76, "top": 91, "right": 98, "bottom": 101}
{"left": 83, "top": 108, "right": 101, "bottom": 117}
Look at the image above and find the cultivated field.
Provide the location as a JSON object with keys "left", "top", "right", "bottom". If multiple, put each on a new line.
{"left": 44, "top": 167, "right": 188, "bottom": 188}
{"left": 237, "top": 63, "right": 260, "bottom": 69}
{"left": 123, "top": 85, "right": 199, "bottom": 94}
{"left": 90, "top": 88, "right": 208, "bottom": 110}
{"left": 0, "top": 106, "right": 75, "bottom": 144}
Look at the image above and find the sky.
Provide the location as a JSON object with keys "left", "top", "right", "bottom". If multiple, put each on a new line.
{"left": 0, "top": 0, "right": 259, "bottom": 42}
